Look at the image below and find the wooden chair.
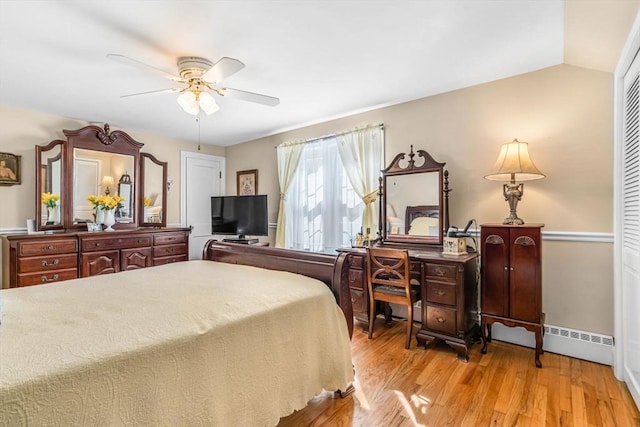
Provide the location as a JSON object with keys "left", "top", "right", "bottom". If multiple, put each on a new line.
{"left": 366, "top": 247, "right": 421, "bottom": 349}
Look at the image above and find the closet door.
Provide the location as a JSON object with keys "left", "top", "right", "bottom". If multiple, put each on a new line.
{"left": 621, "top": 47, "right": 640, "bottom": 408}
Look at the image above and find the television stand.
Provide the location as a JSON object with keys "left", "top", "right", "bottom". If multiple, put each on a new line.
{"left": 222, "top": 238, "right": 259, "bottom": 244}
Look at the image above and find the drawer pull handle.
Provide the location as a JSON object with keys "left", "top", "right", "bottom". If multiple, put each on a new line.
{"left": 434, "top": 268, "right": 445, "bottom": 276}
{"left": 41, "top": 259, "right": 59, "bottom": 267}
{"left": 436, "top": 316, "right": 446, "bottom": 323}
{"left": 46, "top": 245, "right": 54, "bottom": 250}
{"left": 436, "top": 289, "right": 446, "bottom": 296}
{"left": 351, "top": 298, "right": 356, "bottom": 304}
{"left": 41, "top": 274, "right": 59, "bottom": 283}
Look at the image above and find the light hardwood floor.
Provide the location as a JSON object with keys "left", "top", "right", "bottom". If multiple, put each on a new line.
{"left": 278, "top": 319, "right": 640, "bottom": 426}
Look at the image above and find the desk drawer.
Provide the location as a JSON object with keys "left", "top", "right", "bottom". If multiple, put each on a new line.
{"left": 349, "top": 254, "right": 364, "bottom": 270}
{"left": 426, "top": 306, "right": 457, "bottom": 335}
{"left": 348, "top": 269, "right": 365, "bottom": 290}
{"left": 17, "top": 268, "right": 78, "bottom": 287}
{"left": 154, "top": 232, "right": 188, "bottom": 246}
{"left": 81, "top": 235, "right": 152, "bottom": 252}
{"left": 426, "top": 281, "right": 456, "bottom": 306}
{"left": 17, "top": 253, "right": 78, "bottom": 273}
{"left": 350, "top": 289, "right": 366, "bottom": 314}
{"left": 153, "top": 243, "right": 188, "bottom": 258}
{"left": 425, "top": 263, "right": 457, "bottom": 281}
{"left": 18, "top": 239, "right": 77, "bottom": 256}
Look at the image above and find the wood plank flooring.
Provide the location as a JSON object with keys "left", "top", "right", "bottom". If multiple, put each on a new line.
{"left": 278, "top": 320, "right": 640, "bottom": 426}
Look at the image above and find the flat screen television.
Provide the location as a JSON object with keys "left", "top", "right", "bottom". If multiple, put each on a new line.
{"left": 211, "top": 194, "right": 268, "bottom": 242}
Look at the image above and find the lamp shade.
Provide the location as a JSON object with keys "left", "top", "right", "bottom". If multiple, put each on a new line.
{"left": 484, "top": 139, "right": 545, "bottom": 182}
{"left": 101, "top": 175, "right": 115, "bottom": 188}
{"left": 198, "top": 92, "right": 220, "bottom": 115}
{"left": 177, "top": 91, "right": 200, "bottom": 115}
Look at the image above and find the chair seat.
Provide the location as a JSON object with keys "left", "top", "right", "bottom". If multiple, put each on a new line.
{"left": 373, "top": 284, "right": 420, "bottom": 300}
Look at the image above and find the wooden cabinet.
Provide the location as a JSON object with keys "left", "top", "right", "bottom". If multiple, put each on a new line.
{"left": 2, "top": 228, "right": 189, "bottom": 287}
{"left": 480, "top": 224, "right": 544, "bottom": 367}
{"left": 338, "top": 247, "right": 479, "bottom": 361}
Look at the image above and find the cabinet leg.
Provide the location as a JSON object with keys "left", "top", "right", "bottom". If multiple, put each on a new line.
{"left": 446, "top": 340, "right": 469, "bottom": 362}
{"left": 534, "top": 326, "right": 543, "bottom": 368}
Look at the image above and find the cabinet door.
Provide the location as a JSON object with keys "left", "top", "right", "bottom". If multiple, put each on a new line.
{"left": 121, "top": 247, "right": 152, "bottom": 271}
{"left": 509, "top": 228, "right": 541, "bottom": 322}
{"left": 81, "top": 251, "right": 119, "bottom": 277}
{"left": 481, "top": 227, "right": 510, "bottom": 317}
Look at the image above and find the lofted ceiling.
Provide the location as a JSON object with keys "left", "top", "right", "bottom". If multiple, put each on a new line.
{"left": 0, "top": 0, "right": 637, "bottom": 147}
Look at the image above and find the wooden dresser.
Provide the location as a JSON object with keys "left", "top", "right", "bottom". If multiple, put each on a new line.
{"left": 2, "top": 228, "right": 190, "bottom": 288}
{"left": 338, "top": 246, "right": 479, "bottom": 361}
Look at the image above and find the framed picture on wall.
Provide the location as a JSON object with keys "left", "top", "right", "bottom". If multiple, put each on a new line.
{"left": 0, "top": 152, "right": 21, "bottom": 186}
{"left": 237, "top": 169, "right": 258, "bottom": 195}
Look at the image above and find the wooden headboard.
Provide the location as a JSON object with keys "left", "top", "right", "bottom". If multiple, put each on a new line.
{"left": 405, "top": 205, "right": 440, "bottom": 233}
{"left": 202, "top": 240, "right": 354, "bottom": 338}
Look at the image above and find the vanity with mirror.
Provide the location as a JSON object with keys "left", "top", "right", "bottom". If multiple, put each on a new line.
{"left": 3, "top": 124, "right": 189, "bottom": 288}
{"left": 338, "top": 146, "right": 479, "bottom": 361}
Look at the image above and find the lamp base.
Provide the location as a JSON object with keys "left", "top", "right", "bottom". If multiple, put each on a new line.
{"left": 502, "top": 182, "right": 525, "bottom": 225}
{"left": 502, "top": 215, "right": 524, "bottom": 225}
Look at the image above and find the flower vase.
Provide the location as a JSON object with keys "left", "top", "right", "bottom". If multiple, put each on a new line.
{"left": 103, "top": 209, "right": 116, "bottom": 231}
{"left": 47, "top": 205, "right": 59, "bottom": 224}
{"left": 95, "top": 207, "right": 105, "bottom": 225}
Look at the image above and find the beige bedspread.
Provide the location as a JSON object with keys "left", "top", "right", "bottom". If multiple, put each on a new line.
{"left": 0, "top": 260, "right": 354, "bottom": 426}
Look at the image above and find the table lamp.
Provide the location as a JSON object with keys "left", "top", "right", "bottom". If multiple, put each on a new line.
{"left": 101, "top": 175, "right": 115, "bottom": 196}
{"left": 484, "top": 139, "right": 545, "bottom": 225}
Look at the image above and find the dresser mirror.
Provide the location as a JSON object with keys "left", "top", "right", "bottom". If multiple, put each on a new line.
{"left": 140, "top": 153, "right": 167, "bottom": 227}
{"left": 36, "top": 140, "right": 64, "bottom": 230}
{"left": 36, "top": 124, "right": 147, "bottom": 231}
{"left": 379, "top": 146, "right": 449, "bottom": 245}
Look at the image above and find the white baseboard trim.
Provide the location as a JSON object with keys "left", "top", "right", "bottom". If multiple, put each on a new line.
{"left": 489, "top": 322, "right": 614, "bottom": 366}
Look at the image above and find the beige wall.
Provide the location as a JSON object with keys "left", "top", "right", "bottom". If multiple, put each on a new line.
{"left": 226, "top": 64, "right": 614, "bottom": 335}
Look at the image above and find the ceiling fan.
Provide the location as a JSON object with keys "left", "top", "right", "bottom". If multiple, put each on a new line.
{"left": 107, "top": 54, "right": 280, "bottom": 116}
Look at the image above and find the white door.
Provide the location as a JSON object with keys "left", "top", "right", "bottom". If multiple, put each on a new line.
{"left": 180, "top": 151, "right": 225, "bottom": 259}
{"left": 621, "top": 49, "right": 640, "bottom": 409}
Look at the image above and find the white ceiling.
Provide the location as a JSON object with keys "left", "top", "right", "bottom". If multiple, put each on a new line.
{"left": 0, "top": 1, "right": 637, "bottom": 147}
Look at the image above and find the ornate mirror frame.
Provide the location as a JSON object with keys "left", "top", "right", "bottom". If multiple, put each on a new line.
{"left": 378, "top": 146, "right": 450, "bottom": 246}
{"left": 35, "top": 140, "right": 65, "bottom": 231}
{"left": 139, "top": 153, "right": 167, "bottom": 228}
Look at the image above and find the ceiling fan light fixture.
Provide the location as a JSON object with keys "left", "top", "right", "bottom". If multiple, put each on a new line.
{"left": 199, "top": 92, "right": 219, "bottom": 115}
{"left": 177, "top": 91, "right": 200, "bottom": 115}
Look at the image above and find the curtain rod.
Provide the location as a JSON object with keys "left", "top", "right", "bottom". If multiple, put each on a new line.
{"left": 276, "top": 123, "right": 384, "bottom": 148}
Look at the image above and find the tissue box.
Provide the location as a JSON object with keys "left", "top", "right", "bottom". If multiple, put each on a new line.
{"left": 443, "top": 237, "right": 467, "bottom": 255}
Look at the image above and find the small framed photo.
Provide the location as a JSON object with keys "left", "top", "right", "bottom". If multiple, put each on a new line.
{"left": 237, "top": 169, "right": 258, "bottom": 195}
{"left": 0, "top": 152, "right": 21, "bottom": 186}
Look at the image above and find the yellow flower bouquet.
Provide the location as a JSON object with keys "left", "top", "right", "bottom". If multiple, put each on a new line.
{"left": 143, "top": 196, "right": 152, "bottom": 207}
{"left": 41, "top": 192, "right": 60, "bottom": 208}
{"left": 87, "top": 194, "right": 125, "bottom": 210}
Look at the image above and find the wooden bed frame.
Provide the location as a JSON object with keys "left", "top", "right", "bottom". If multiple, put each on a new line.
{"left": 202, "top": 240, "right": 354, "bottom": 339}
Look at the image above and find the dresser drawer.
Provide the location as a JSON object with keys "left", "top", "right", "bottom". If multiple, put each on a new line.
{"left": 154, "top": 232, "right": 188, "bottom": 246}
{"left": 348, "top": 254, "right": 364, "bottom": 270}
{"left": 426, "top": 306, "right": 457, "bottom": 335}
{"left": 153, "top": 254, "right": 188, "bottom": 266}
{"left": 81, "top": 235, "right": 152, "bottom": 252}
{"left": 426, "top": 281, "right": 456, "bottom": 306}
{"left": 17, "top": 268, "right": 78, "bottom": 287}
{"left": 153, "top": 243, "right": 188, "bottom": 258}
{"left": 18, "top": 239, "right": 77, "bottom": 256}
{"left": 425, "top": 263, "right": 457, "bottom": 281}
{"left": 17, "top": 253, "right": 78, "bottom": 274}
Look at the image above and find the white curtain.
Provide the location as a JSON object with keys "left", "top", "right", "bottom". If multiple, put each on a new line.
{"left": 284, "top": 138, "right": 363, "bottom": 253}
{"left": 275, "top": 141, "right": 305, "bottom": 248}
{"left": 336, "top": 125, "right": 383, "bottom": 241}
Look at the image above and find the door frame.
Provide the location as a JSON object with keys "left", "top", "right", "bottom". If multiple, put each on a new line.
{"left": 614, "top": 9, "right": 640, "bottom": 393}
{"left": 179, "top": 151, "right": 226, "bottom": 228}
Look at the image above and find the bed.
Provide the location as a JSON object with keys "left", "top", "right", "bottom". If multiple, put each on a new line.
{"left": 0, "top": 242, "right": 355, "bottom": 426}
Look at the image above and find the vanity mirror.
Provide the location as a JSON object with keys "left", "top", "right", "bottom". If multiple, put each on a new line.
{"left": 378, "top": 146, "right": 449, "bottom": 245}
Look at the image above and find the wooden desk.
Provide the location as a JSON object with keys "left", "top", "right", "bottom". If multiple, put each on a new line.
{"left": 338, "top": 246, "right": 479, "bottom": 361}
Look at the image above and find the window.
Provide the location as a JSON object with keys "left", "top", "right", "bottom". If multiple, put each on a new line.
{"left": 281, "top": 126, "right": 383, "bottom": 253}
{"left": 285, "top": 137, "right": 363, "bottom": 253}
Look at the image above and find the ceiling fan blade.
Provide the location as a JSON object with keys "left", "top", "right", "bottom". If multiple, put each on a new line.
{"left": 107, "top": 54, "right": 183, "bottom": 82}
{"left": 202, "top": 57, "right": 245, "bottom": 83}
{"left": 216, "top": 87, "right": 280, "bottom": 106}
{"left": 120, "top": 88, "right": 182, "bottom": 98}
